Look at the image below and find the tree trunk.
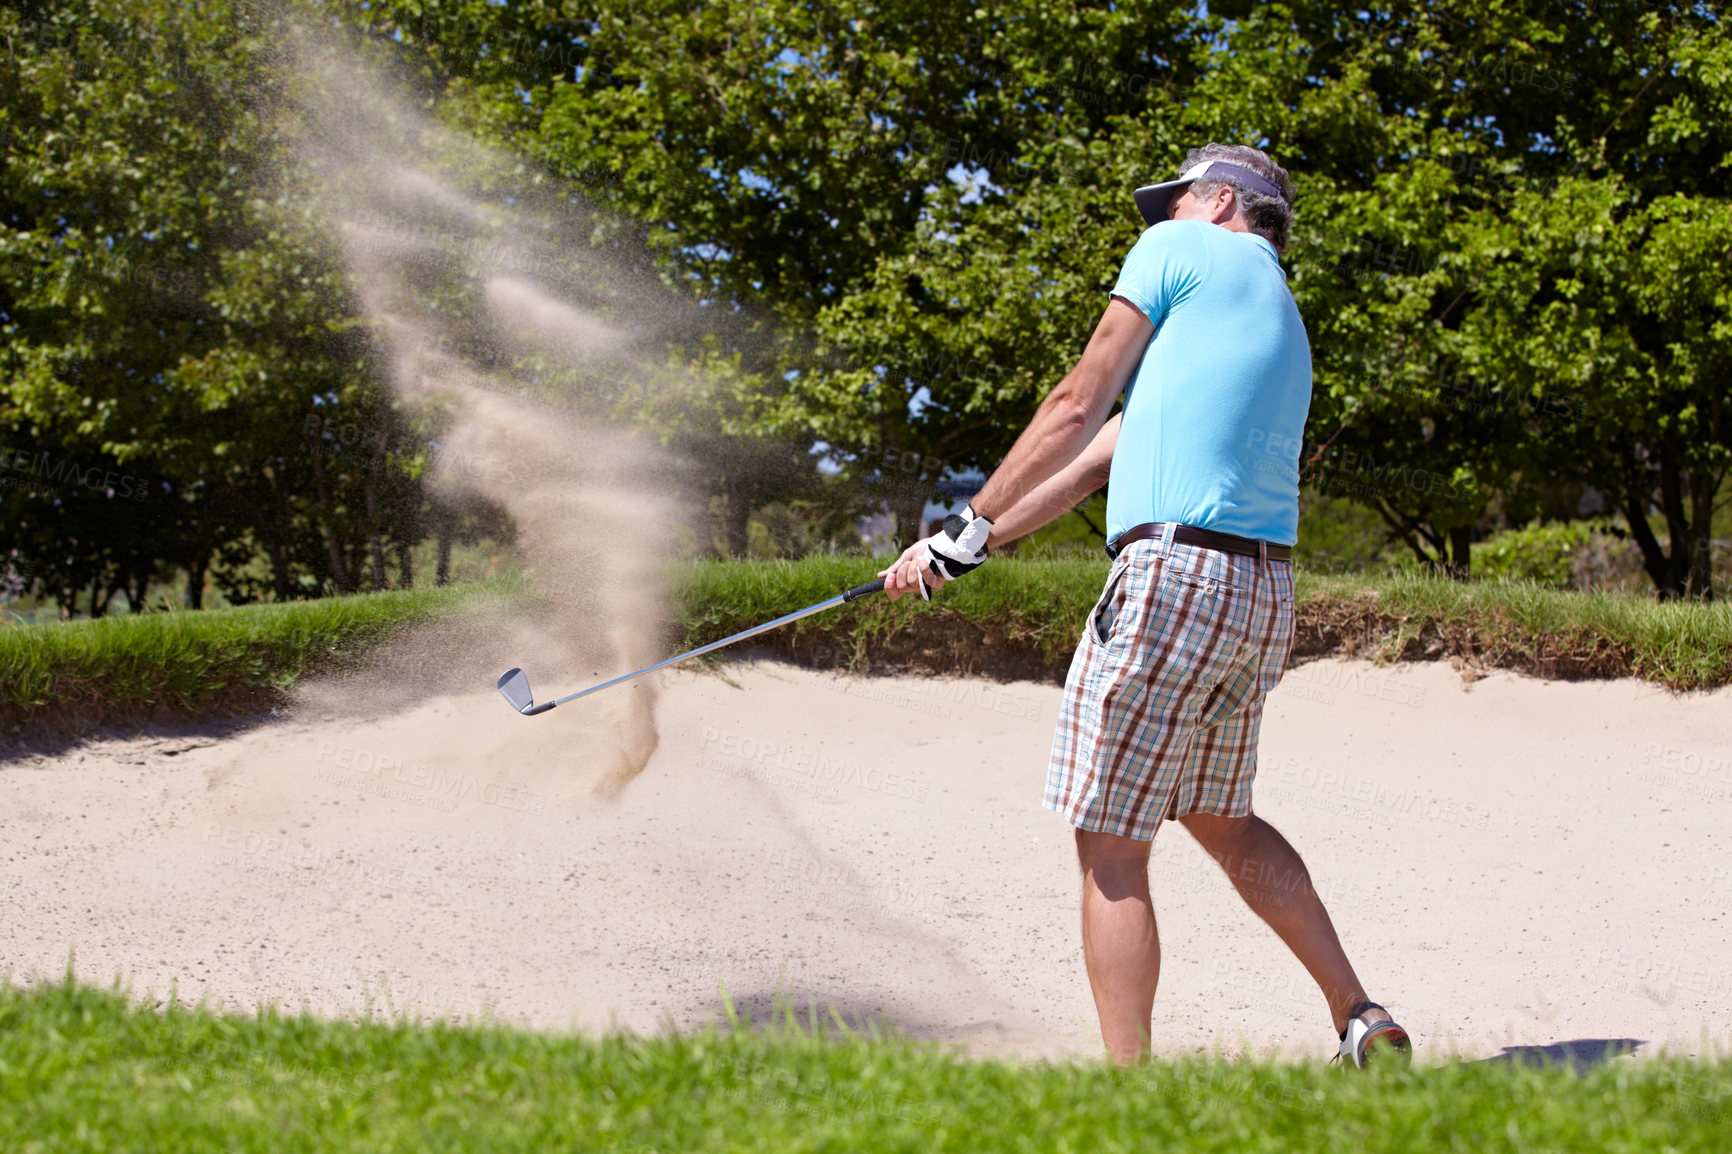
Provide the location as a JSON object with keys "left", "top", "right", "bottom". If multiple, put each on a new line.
{"left": 187, "top": 555, "right": 207, "bottom": 610}
{"left": 723, "top": 481, "right": 752, "bottom": 558}
{"left": 366, "top": 517, "right": 387, "bottom": 589}
{"left": 1447, "top": 524, "right": 1471, "bottom": 580}
{"left": 689, "top": 497, "right": 719, "bottom": 560}
{"left": 397, "top": 540, "right": 413, "bottom": 589}
{"left": 364, "top": 429, "right": 388, "bottom": 592}
{"left": 1374, "top": 499, "right": 1448, "bottom": 571}
{"left": 91, "top": 576, "right": 122, "bottom": 618}
{"left": 1623, "top": 488, "right": 1678, "bottom": 597}
{"left": 889, "top": 484, "right": 928, "bottom": 554}
{"left": 347, "top": 543, "right": 367, "bottom": 595}
{"left": 1658, "top": 443, "right": 1690, "bottom": 561}
{"left": 1614, "top": 440, "right": 1683, "bottom": 596}
{"left": 306, "top": 437, "right": 351, "bottom": 595}
{"left": 267, "top": 541, "right": 290, "bottom": 600}
{"left": 1686, "top": 465, "right": 1716, "bottom": 600}
{"left": 436, "top": 531, "right": 452, "bottom": 587}
{"left": 265, "top": 473, "right": 293, "bottom": 601}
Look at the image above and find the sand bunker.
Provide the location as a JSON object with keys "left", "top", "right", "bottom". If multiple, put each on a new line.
{"left": 8, "top": 22, "right": 1728, "bottom": 1068}
{"left": 4, "top": 658, "right": 1729, "bottom": 1063}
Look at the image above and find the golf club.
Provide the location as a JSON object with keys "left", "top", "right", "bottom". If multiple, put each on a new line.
{"left": 496, "top": 575, "right": 922, "bottom": 716}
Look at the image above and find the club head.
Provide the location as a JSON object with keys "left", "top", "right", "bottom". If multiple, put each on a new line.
{"left": 497, "top": 667, "right": 558, "bottom": 716}
{"left": 497, "top": 667, "right": 535, "bottom": 713}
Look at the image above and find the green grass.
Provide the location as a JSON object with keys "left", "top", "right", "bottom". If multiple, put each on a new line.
{"left": 672, "top": 553, "right": 1111, "bottom": 667}
{"left": 1, "top": 982, "right": 1726, "bottom": 1152}
{"left": 1296, "top": 572, "right": 1732, "bottom": 688}
{"left": 6, "top": 561, "right": 1732, "bottom": 721}
{"left": 671, "top": 557, "right": 1732, "bottom": 690}
{"left": 0, "top": 579, "right": 508, "bottom": 712}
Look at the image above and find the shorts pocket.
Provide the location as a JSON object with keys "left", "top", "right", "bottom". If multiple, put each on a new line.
{"left": 1159, "top": 546, "right": 1238, "bottom": 600}
{"left": 1258, "top": 582, "right": 1297, "bottom": 692}
{"left": 1162, "top": 571, "right": 1235, "bottom": 599}
{"left": 1088, "top": 560, "right": 1136, "bottom": 646}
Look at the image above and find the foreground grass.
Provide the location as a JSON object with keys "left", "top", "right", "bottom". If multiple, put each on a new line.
{"left": 2, "top": 983, "right": 1727, "bottom": 1152}
{"left": 0, "top": 580, "right": 504, "bottom": 713}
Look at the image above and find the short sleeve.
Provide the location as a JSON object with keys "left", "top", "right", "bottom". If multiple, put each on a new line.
{"left": 1108, "top": 221, "right": 1210, "bottom": 329}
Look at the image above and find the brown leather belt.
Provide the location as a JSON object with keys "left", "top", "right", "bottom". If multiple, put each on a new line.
{"left": 1105, "top": 522, "right": 1291, "bottom": 562}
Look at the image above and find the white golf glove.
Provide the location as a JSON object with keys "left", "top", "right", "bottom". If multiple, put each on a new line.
{"left": 926, "top": 505, "right": 993, "bottom": 581}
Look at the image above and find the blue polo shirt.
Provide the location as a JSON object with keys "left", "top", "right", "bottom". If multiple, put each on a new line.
{"left": 1104, "top": 220, "right": 1312, "bottom": 546}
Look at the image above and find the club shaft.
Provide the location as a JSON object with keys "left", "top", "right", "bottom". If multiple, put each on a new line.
{"left": 548, "top": 592, "right": 851, "bottom": 707}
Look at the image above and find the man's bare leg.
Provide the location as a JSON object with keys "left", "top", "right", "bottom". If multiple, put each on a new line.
{"left": 1177, "top": 812, "right": 1386, "bottom": 1035}
{"left": 1075, "top": 829, "right": 1160, "bottom": 1065}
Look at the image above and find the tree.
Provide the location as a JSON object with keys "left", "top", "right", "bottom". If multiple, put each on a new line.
{"left": 0, "top": 0, "right": 465, "bottom": 606}
{"left": 343, "top": 0, "right": 1211, "bottom": 544}
{"left": 8, "top": 0, "right": 1725, "bottom": 601}
{"left": 1216, "top": 1, "right": 1730, "bottom": 592}
{"left": 1449, "top": 13, "right": 1732, "bottom": 598}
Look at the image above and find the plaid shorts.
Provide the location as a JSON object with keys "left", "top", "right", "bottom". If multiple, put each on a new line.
{"left": 1043, "top": 533, "right": 1296, "bottom": 841}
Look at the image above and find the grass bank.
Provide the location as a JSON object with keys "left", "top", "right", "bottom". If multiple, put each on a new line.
{"left": 4, "top": 562, "right": 1729, "bottom": 736}
{"left": 671, "top": 558, "right": 1732, "bottom": 691}
{"left": 2, "top": 982, "right": 1726, "bottom": 1153}
{"left": 0, "top": 580, "right": 502, "bottom": 732}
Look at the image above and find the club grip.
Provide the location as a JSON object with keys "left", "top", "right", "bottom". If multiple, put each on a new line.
{"left": 842, "top": 578, "right": 886, "bottom": 602}
{"left": 842, "top": 575, "right": 928, "bottom": 601}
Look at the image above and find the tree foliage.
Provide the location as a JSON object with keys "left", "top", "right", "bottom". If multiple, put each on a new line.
{"left": 367, "top": 0, "right": 1729, "bottom": 594}
{"left": 1248, "top": 1, "right": 1731, "bottom": 595}
{"left": 2, "top": 0, "right": 1726, "bottom": 606}
{"left": 0, "top": 0, "right": 493, "bottom": 612}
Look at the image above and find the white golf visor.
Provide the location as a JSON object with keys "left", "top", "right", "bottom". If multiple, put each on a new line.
{"left": 1133, "top": 160, "right": 1287, "bottom": 225}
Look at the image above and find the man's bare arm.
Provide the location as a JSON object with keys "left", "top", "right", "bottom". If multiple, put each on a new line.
{"left": 967, "top": 298, "right": 1152, "bottom": 522}
{"left": 878, "top": 409, "right": 1121, "bottom": 601}
{"left": 879, "top": 297, "right": 1150, "bottom": 600}
{"left": 986, "top": 414, "right": 1119, "bottom": 548}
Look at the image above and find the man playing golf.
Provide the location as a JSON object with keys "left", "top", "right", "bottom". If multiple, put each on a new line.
{"left": 880, "top": 143, "right": 1411, "bottom": 1068}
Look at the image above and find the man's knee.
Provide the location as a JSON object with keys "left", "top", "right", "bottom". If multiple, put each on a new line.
{"left": 1075, "top": 828, "right": 1151, "bottom": 879}
{"left": 1177, "top": 811, "right": 1258, "bottom": 859}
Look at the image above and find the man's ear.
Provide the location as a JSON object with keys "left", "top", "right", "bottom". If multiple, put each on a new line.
{"left": 1211, "top": 184, "right": 1239, "bottom": 223}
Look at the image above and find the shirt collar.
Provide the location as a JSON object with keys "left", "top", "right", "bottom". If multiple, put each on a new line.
{"left": 1246, "top": 233, "right": 1284, "bottom": 274}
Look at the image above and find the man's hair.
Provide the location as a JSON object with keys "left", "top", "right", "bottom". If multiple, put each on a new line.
{"left": 1181, "top": 143, "right": 1296, "bottom": 254}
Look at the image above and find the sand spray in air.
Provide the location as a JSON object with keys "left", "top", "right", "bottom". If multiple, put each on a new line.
{"left": 278, "top": 20, "right": 692, "bottom": 793}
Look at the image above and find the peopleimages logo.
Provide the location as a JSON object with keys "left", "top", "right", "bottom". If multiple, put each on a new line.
{"left": 0, "top": 447, "right": 151, "bottom": 500}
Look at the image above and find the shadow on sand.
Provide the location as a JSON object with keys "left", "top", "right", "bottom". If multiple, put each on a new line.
{"left": 1480, "top": 1038, "right": 1644, "bottom": 1073}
